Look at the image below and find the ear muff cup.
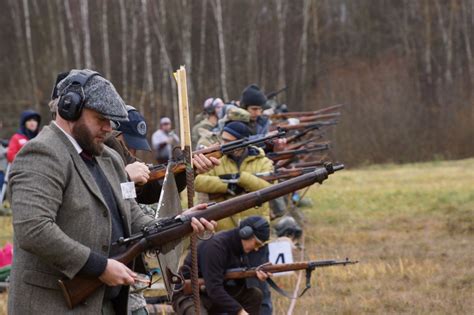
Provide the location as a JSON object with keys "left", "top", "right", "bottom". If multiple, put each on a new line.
{"left": 56, "top": 70, "right": 101, "bottom": 121}
{"left": 57, "top": 89, "right": 84, "bottom": 121}
{"left": 239, "top": 217, "right": 268, "bottom": 240}
{"left": 204, "top": 98, "right": 216, "bottom": 115}
{"left": 239, "top": 226, "right": 254, "bottom": 240}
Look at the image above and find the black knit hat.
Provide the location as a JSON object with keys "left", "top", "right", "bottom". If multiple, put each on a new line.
{"left": 223, "top": 121, "right": 251, "bottom": 139}
{"left": 239, "top": 216, "right": 270, "bottom": 242}
{"left": 240, "top": 84, "right": 267, "bottom": 109}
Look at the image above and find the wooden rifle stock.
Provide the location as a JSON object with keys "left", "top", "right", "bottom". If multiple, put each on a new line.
{"left": 58, "top": 163, "right": 343, "bottom": 309}
{"left": 270, "top": 104, "right": 344, "bottom": 119}
{"left": 298, "top": 112, "right": 341, "bottom": 123}
{"left": 179, "top": 258, "right": 357, "bottom": 295}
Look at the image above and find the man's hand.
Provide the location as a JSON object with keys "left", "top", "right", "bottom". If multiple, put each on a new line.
{"left": 255, "top": 270, "right": 272, "bottom": 282}
{"left": 193, "top": 153, "right": 220, "bottom": 174}
{"left": 125, "top": 161, "right": 150, "bottom": 185}
{"left": 99, "top": 259, "right": 136, "bottom": 286}
{"left": 181, "top": 203, "right": 218, "bottom": 234}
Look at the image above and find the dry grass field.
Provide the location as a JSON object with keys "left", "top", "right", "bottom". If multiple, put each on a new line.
{"left": 272, "top": 158, "right": 474, "bottom": 314}
{"left": 0, "top": 158, "right": 472, "bottom": 314}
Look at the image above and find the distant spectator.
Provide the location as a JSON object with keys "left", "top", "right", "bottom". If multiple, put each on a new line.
{"left": 151, "top": 117, "right": 180, "bottom": 164}
{"left": 0, "top": 137, "right": 7, "bottom": 191}
{"left": 7, "top": 110, "right": 41, "bottom": 163}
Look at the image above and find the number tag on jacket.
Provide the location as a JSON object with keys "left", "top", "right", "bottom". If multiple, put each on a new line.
{"left": 120, "top": 182, "right": 137, "bottom": 199}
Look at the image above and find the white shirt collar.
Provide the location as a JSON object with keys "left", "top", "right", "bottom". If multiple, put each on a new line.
{"left": 53, "top": 121, "right": 83, "bottom": 154}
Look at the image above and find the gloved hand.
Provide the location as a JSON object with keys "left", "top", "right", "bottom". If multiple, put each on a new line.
{"left": 219, "top": 174, "right": 243, "bottom": 196}
{"left": 218, "top": 173, "right": 240, "bottom": 184}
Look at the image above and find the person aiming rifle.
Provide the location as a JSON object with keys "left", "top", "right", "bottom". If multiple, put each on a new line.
{"left": 175, "top": 258, "right": 358, "bottom": 297}
{"left": 173, "top": 216, "right": 272, "bottom": 315}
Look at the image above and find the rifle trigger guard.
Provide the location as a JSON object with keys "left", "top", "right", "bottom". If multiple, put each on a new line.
{"left": 256, "top": 262, "right": 272, "bottom": 271}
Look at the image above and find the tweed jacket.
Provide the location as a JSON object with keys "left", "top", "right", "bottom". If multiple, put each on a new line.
{"left": 7, "top": 123, "right": 153, "bottom": 314}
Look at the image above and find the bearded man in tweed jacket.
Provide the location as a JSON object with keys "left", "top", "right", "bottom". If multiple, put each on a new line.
{"left": 7, "top": 69, "right": 214, "bottom": 315}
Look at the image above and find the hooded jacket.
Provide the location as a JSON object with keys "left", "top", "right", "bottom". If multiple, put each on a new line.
{"left": 195, "top": 146, "right": 273, "bottom": 231}
{"left": 7, "top": 110, "right": 41, "bottom": 163}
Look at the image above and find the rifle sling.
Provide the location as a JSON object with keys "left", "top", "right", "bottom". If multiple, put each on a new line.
{"left": 265, "top": 268, "right": 312, "bottom": 299}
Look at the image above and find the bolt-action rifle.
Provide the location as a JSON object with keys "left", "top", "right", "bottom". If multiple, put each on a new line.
{"left": 174, "top": 258, "right": 358, "bottom": 296}
{"left": 289, "top": 159, "right": 328, "bottom": 168}
{"left": 285, "top": 140, "right": 330, "bottom": 152}
{"left": 285, "top": 126, "right": 325, "bottom": 144}
{"left": 145, "top": 129, "right": 287, "bottom": 184}
{"left": 58, "top": 163, "right": 344, "bottom": 309}
{"left": 266, "top": 144, "right": 330, "bottom": 162}
{"left": 266, "top": 86, "right": 288, "bottom": 100}
{"left": 207, "top": 164, "right": 334, "bottom": 200}
{"left": 255, "top": 166, "right": 323, "bottom": 182}
{"left": 272, "top": 119, "right": 338, "bottom": 131}
{"left": 297, "top": 112, "right": 341, "bottom": 123}
{"left": 270, "top": 104, "right": 345, "bottom": 119}
{"left": 277, "top": 153, "right": 330, "bottom": 169}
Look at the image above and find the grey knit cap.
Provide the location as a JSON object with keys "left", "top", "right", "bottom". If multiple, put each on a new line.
{"left": 56, "top": 69, "right": 128, "bottom": 121}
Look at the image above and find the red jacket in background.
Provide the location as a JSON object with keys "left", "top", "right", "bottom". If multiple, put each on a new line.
{"left": 7, "top": 133, "right": 29, "bottom": 163}
{"left": 7, "top": 109, "right": 41, "bottom": 163}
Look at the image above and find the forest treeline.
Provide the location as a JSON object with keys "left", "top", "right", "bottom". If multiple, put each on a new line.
{"left": 0, "top": 0, "right": 472, "bottom": 165}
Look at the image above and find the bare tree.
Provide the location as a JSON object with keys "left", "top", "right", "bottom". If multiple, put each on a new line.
{"left": 56, "top": 0, "right": 68, "bottom": 68}
{"left": 64, "top": 0, "right": 82, "bottom": 66}
{"left": 22, "top": 0, "right": 40, "bottom": 109}
{"left": 118, "top": 0, "right": 128, "bottom": 98}
{"left": 101, "top": 0, "right": 111, "bottom": 78}
{"left": 8, "top": 0, "right": 29, "bottom": 99}
{"left": 151, "top": 0, "right": 178, "bottom": 127}
{"left": 81, "top": 0, "right": 92, "bottom": 68}
{"left": 140, "top": 0, "right": 154, "bottom": 123}
{"left": 423, "top": 0, "right": 433, "bottom": 88}
{"left": 434, "top": 0, "right": 454, "bottom": 84}
{"left": 130, "top": 3, "right": 139, "bottom": 103}
{"left": 181, "top": 0, "right": 195, "bottom": 105}
{"left": 297, "top": 0, "right": 311, "bottom": 107}
{"left": 46, "top": 0, "right": 59, "bottom": 70}
{"left": 212, "top": 0, "right": 229, "bottom": 101}
{"left": 276, "top": 0, "right": 287, "bottom": 89}
{"left": 197, "top": 0, "right": 208, "bottom": 94}
{"left": 461, "top": 0, "right": 474, "bottom": 85}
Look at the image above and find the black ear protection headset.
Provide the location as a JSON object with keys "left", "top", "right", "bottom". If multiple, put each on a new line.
{"left": 204, "top": 98, "right": 217, "bottom": 114}
{"left": 239, "top": 217, "right": 268, "bottom": 240}
{"left": 56, "top": 70, "right": 101, "bottom": 121}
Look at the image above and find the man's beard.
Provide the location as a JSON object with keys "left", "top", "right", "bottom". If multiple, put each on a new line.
{"left": 72, "top": 120, "right": 104, "bottom": 156}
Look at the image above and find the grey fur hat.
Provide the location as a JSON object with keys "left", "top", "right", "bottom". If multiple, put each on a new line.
{"left": 56, "top": 69, "right": 129, "bottom": 121}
